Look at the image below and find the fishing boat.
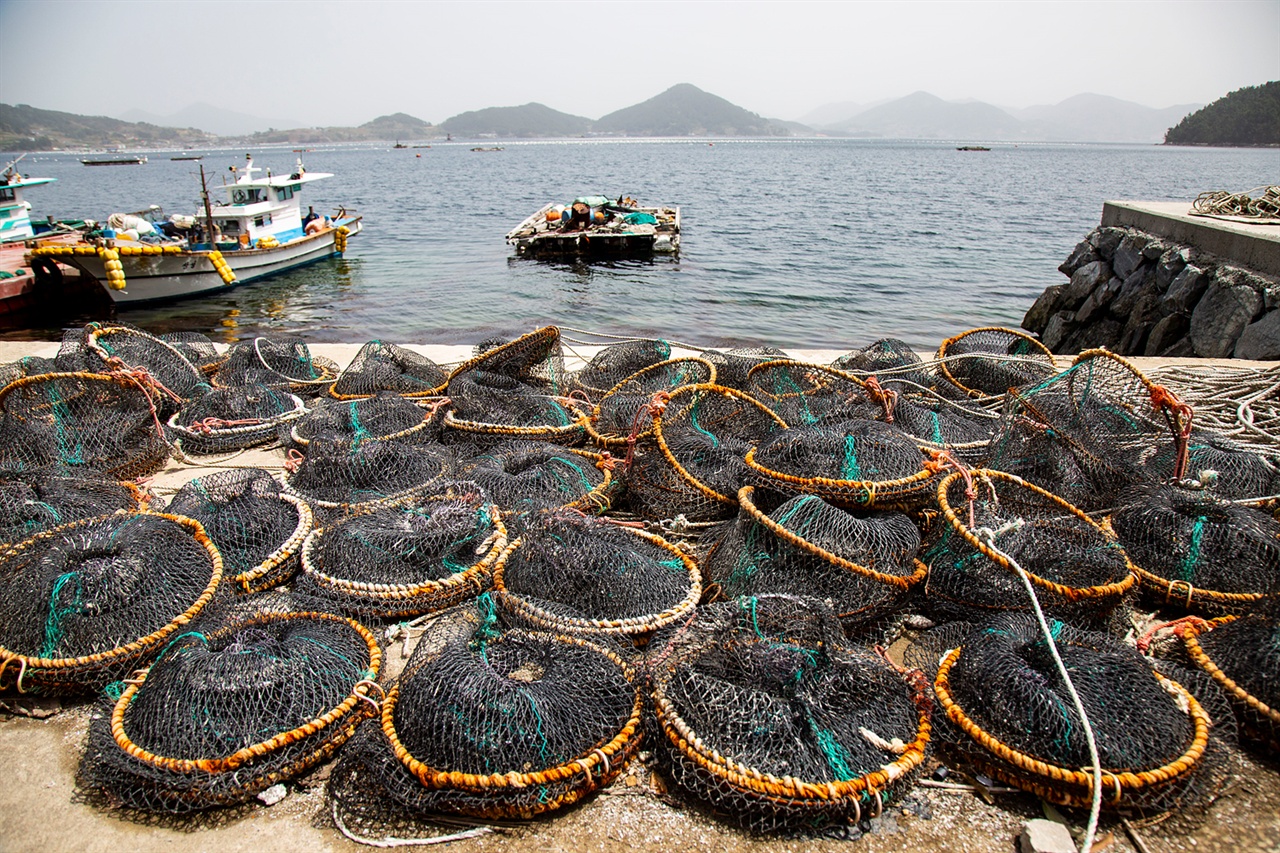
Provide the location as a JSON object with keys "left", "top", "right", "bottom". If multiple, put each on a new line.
{"left": 32, "top": 153, "right": 362, "bottom": 306}
{"left": 506, "top": 196, "right": 680, "bottom": 259}
{"left": 0, "top": 157, "right": 56, "bottom": 243}
{"left": 82, "top": 155, "right": 148, "bottom": 166}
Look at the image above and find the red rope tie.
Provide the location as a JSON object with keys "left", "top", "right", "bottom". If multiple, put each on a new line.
{"left": 1136, "top": 616, "right": 1210, "bottom": 653}
{"left": 864, "top": 376, "right": 898, "bottom": 424}
{"left": 596, "top": 450, "right": 617, "bottom": 472}
{"left": 283, "top": 448, "right": 306, "bottom": 474}
{"left": 420, "top": 396, "right": 452, "bottom": 418}
{"left": 1150, "top": 384, "right": 1195, "bottom": 480}
{"left": 623, "top": 391, "right": 672, "bottom": 469}
{"left": 928, "top": 450, "right": 978, "bottom": 529}
{"left": 187, "top": 417, "right": 264, "bottom": 435}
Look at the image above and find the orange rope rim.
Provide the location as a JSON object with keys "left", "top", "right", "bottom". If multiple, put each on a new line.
{"left": 652, "top": 644, "right": 932, "bottom": 802}
{"left": 736, "top": 486, "right": 926, "bottom": 590}
{"left": 584, "top": 357, "right": 717, "bottom": 446}
{"left": 0, "top": 511, "right": 222, "bottom": 678}
{"left": 108, "top": 611, "right": 382, "bottom": 774}
{"left": 652, "top": 383, "right": 789, "bottom": 505}
{"left": 936, "top": 469, "right": 1137, "bottom": 602}
{"left": 933, "top": 645, "right": 1210, "bottom": 799}
{"left": 382, "top": 629, "right": 642, "bottom": 793}
{"left": 1182, "top": 616, "right": 1280, "bottom": 726}
{"left": 445, "top": 326, "right": 563, "bottom": 382}
{"left": 744, "top": 445, "right": 938, "bottom": 507}
{"left": 442, "top": 408, "right": 588, "bottom": 440}
{"left": 301, "top": 506, "right": 508, "bottom": 600}
{"left": 290, "top": 406, "right": 435, "bottom": 448}
{"left": 935, "top": 327, "right": 1055, "bottom": 400}
{"left": 493, "top": 527, "right": 702, "bottom": 635}
{"left": 231, "top": 492, "right": 314, "bottom": 592}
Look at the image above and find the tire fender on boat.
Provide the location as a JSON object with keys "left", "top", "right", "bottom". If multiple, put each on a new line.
{"left": 30, "top": 256, "right": 63, "bottom": 289}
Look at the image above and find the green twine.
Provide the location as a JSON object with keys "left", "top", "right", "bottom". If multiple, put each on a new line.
{"left": 102, "top": 681, "right": 126, "bottom": 701}
{"left": 46, "top": 384, "right": 85, "bottom": 466}
{"left": 688, "top": 400, "right": 719, "bottom": 448}
{"left": 347, "top": 401, "right": 371, "bottom": 445}
{"left": 1178, "top": 516, "right": 1207, "bottom": 582}
{"left": 810, "top": 724, "right": 857, "bottom": 782}
{"left": 41, "top": 572, "right": 83, "bottom": 658}
{"left": 470, "top": 593, "right": 501, "bottom": 662}
{"left": 840, "top": 434, "right": 863, "bottom": 481}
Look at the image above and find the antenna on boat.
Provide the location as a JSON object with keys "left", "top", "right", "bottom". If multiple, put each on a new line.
{"left": 199, "top": 164, "right": 217, "bottom": 247}
{"left": 2, "top": 153, "right": 26, "bottom": 182}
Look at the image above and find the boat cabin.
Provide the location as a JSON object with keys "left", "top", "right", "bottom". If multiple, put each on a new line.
{"left": 0, "top": 167, "right": 55, "bottom": 243}
{"left": 206, "top": 154, "right": 333, "bottom": 249}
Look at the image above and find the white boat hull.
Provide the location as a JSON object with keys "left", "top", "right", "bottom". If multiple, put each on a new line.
{"left": 66, "top": 221, "right": 361, "bottom": 306}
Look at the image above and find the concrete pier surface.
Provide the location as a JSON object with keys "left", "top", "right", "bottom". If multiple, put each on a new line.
{"left": 1101, "top": 200, "right": 1280, "bottom": 277}
{"left": 0, "top": 339, "right": 1276, "bottom": 853}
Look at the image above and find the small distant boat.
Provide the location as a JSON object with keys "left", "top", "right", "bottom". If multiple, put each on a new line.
{"left": 956, "top": 146, "right": 991, "bottom": 152}
{"left": 82, "top": 155, "right": 148, "bottom": 166}
{"left": 393, "top": 141, "right": 408, "bottom": 149}
{"left": 507, "top": 196, "right": 680, "bottom": 259}
{"left": 170, "top": 155, "right": 204, "bottom": 161}
{"left": 35, "top": 153, "right": 362, "bottom": 306}
{"left": 471, "top": 147, "right": 504, "bottom": 152}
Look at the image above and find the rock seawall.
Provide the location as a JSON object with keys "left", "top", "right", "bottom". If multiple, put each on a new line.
{"left": 1023, "top": 225, "right": 1280, "bottom": 359}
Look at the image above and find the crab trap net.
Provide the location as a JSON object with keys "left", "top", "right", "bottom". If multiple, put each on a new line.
{"left": 701, "top": 486, "right": 926, "bottom": 631}
{"left": 167, "top": 384, "right": 306, "bottom": 455}
{"left": 281, "top": 434, "right": 455, "bottom": 520}
{"left": 583, "top": 356, "right": 716, "bottom": 447}
{"left": 696, "top": 345, "right": 789, "bottom": 391}
{"left": 1108, "top": 482, "right": 1280, "bottom": 614}
{"left": 328, "top": 595, "right": 642, "bottom": 824}
{"left": 212, "top": 336, "right": 339, "bottom": 397}
{"left": 327, "top": 340, "right": 449, "bottom": 400}
{"left": 568, "top": 338, "right": 673, "bottom": 402}
{"left": 907, "top": 613, "right": 1230, "bottom": 818}
{"left": 451, "top": 326, "right": 568, "bottom": 392}
{"left": 645, "top": 594, "right": 932, "bottom": 834}
{"left": 924, "top": 469, "right": 1136, "bottom": 624}
{"left": 493, "top": 510, "right": 701, "bottom": 644}
{"left": 1181, "top": 612, "right": 1280, "bottom": 754}
{"left": 79, "top": 598, "right": 383, "bottom": 813}
{"left": 0, "top": 465, "right": 145, "bottom": 552}
{"left": 935, "top": 326, "right": 1057, "bottom": 400}
{"left": 0, "top": 511, "right": 222, "bottom": 695}
{"left": 745, "top": 419, "right": 942, "bottom": 510}
{"left": 164, "top": 469, "right": 313, "bottom": 594}
{"left": 456, "top": 440, "right": 618, "bottom": 513}
{"left": 295, "top": 492, "right": 507, "bottom": 620}
{"left": 745, "top": 359, "right": 880, "bottom": 427}
{"left": 0, "top": 371, "right": 173, "bottom": 478}
{"left": 83, "top": 323, "right": 212, "bottom": 412}
{"left": 444, "top": 370, "right": 588, "bottom": 447}
{"left": 288, "top": 392, "right": 437, "bottom": 450}
{"left": 629, "top": 383, "right": 788, "bottom": 523}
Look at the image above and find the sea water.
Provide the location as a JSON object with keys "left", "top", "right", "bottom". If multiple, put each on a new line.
{"left": 6, "top": 139, "right": 1274, "bottom": 352}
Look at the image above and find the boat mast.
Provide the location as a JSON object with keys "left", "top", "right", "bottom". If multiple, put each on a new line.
{"left": 199, "top": 164, "right": 217, "bottom": 246}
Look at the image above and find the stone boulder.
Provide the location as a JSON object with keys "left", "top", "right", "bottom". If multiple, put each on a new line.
{"left": 1144, "top": 314, "right": 1190, "bottom": 357}
{"left": 1063, "top": 260, "right": 1112, "bottom": 307}
{"left": 1116, "top": 293, "right": 1163, "bottom": 356}
{"left": 1155, "top": 248, "right": 1188, "bottom": 291}
{"left": 1058, "top": 239, "right": 1098, "bottom": 277}
{"left": 1189, "top": 273, "right": 1264, "bottom": 358}
{"left": 1062, "top": 318, "right": 1123, "bottom": 354}
{"left": 1109, "top": 264, "right": 1157, "bottom": 317}
{"left": 1234, "top": 310, "right": 1280, "bottom": 360}
{"left": 1075, "top": 277, "right": 1122, "bottom": 324}
{"left": 1089, "top": 227, "right": 1125, "bottom": 258}
{"left": 1023, "top": 285, "right": 1066, "bottom": 335}
{"left": 1111, "top": 234, "right": 1149, "bottom": 279}
{"left": 1041, "top": 311, "right": 1077, "bottom": 352}
{"left": 1161, "top": 265, "right": 1210, "bottom": 316}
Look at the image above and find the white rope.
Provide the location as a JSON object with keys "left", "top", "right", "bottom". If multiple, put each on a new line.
{"left": 331, "top": 800, "right": 492, "bottom": 847}
{"left": 975, "top": 525, "right": 1103, "bottom": 853}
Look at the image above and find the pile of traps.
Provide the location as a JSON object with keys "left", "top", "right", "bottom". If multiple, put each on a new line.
{"left": 2, "top": 322, "right": 1276, "bottom": 842}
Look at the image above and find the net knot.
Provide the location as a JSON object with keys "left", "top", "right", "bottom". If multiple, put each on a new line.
{"left": 187, "top": 416, "right": 264, "bottom": 435}
{"left": 1149, "top": 383, "right": 1195, "bottom": 480}
{"left": 595, "top": 451, "right": 617, "bottom": 471}
{"left": 1135, "top": 616, "right": 1211, "bottom": 653}
{"left": 283, "top": 448, "right": 306, "bottom": 474}
{"left": 863, "top": 375, "right": 898, "bottom": 423}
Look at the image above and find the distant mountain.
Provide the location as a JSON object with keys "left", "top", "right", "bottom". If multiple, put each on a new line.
{"left": 1014, "top": 93, "right": 1199, "bottom": 143}
{"left": 826, "top": 91, "right": 1025, "bottom": 140}
{"left": 0, "top": 103, "right": 215, "bottom": 150}
{"left": 440, "top": 104, "right": 591, "bottom": 138}
{"left": 360, "top": 112, "right": 436, "bottom": 139}
{"left": 795, "top": 101, "right": 868, "bottom": 127}
{"left": 1165, "top": 82, "right": 1279, "bottom": 146}
{"left": 593, "top": 84, "right": 789, "bottom": 137}
{"left": 120, "top": 102, "right": 302, "bottom": 136}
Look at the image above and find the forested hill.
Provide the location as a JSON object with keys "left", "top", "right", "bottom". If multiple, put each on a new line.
{"left": 1164, "top": 82, "right": 1280, "bottom": 146}
{"left": 594, "top": 84, "right": 788, "bottom": 137}
{"left": 0, "top": 103, "right": 215, "bottom": 150}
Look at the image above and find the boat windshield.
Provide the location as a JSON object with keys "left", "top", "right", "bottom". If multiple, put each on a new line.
{"left": 230, "top": 188, "right": 266, "bottom": 205}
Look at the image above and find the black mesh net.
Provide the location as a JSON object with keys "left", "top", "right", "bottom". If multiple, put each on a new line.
{"left": 329, "top": 341, "right": 449, "bottom": 400}
{"left": 0, "top": 372, "right": 173, "bottom": 478}
{"left": 698, "top": 346, "right": 789, "bottom": 391}
{"left": 0, "top": 465, "right": 143, "bottom": 550}
{"left": 213, "top": 336, "right": 339, "bottom": 397}
{"left": 494, "top": 510, "right": 700, "bottom": 642}
{"left": 746, "top": 419, "right": 939, "bottom": 509}
{"left": 444, "top": 368, "right": 588, "bottom": 446}
{"left": 158, "top": 331, "right": 223, "bottom": 375}
{"left": 1183, "top": 613, "right": 1280, "bottom": 753}
{"left": 456, "top": 440, "right": 616, "bottom": 513}
{"left": 329, "top": 596, "right": 642, "bottom": 822}
{"left": 85, "top": 323, "right": 211, "bottom": 411}
{"left": 569, "top": 338, "right": 672, "bottom": 402}
{"left": 281, "top": 435, "right": 454, "bottom": 518}
{"left": 746, "top": 360, "right": 879, "bottom": 427}
{"left": 1146, "top": 431, "right": 1280, "bottom": 503}
{"left": 645, "top": 595, "right": 931, "bottom": 834}
{"left": 164, "top": 469, "right": 312, "bottom": 594}
{"left": 79, "top": 601, "right": 382, "bottom": 813}
{"left": 289, "top": 392, "right": 436, "bottom": 449}
{"left": 0, "top": 511, "right": 222, "bottom": 694}
{"left": 924, "top": 469, "right": 1135, "bottom": 624}
{"left": 295, "top": 493, "right": 505, "bottom": 620}
{"left": 702, "top": 487, "right": 925, "bottom": 630}
{"left": 935, "top": 326, "right": 1057, "bottom": 399}
{"left": 908, "top": 614, "right": 1229, "bottom": 816}
{"left": 168, "top": 384, "right": 305, "bottom": 454}
{"left": 452, "top": 326, "right": 567, "bottom": 393}
{"left": 1109, "top": 483, "right": 1280, "bottom": 613}
{"left": 585, "top": 357, "right": 715, "bottom": 446}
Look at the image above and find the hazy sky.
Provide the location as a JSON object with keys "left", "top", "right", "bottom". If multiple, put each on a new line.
{"left": 2, "top": 0, "right": 1277, "bottom": 126}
